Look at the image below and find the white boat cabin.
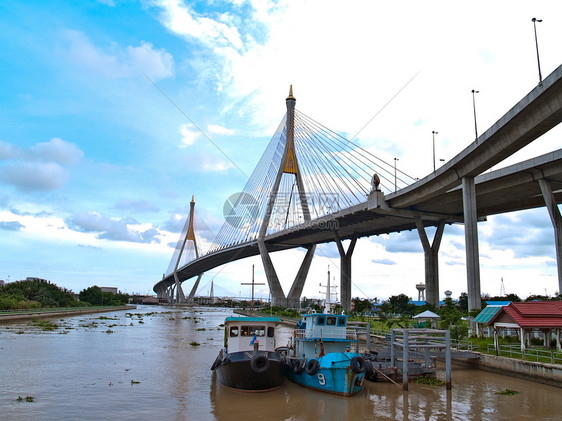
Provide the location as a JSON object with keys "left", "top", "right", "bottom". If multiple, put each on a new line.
{"left": 224, "top": 317, "right": 279, "bottom": 353}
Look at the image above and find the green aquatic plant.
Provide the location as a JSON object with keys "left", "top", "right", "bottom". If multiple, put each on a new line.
{"left": 190, "top": 341, "right": 200, "bottom": 347}
{"left": 29, "top": 319, "right": 59, "bottom": 331}
{"left": 17, "top": 396, "right": 34, "bottom": 402}
{"left": 413, "top": 375, "right": 446, "bottom": 386}
{"left": 495, "top": 388, "right": 519, "bottom": 396}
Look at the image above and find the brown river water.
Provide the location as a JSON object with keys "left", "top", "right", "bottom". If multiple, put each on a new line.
{"left": 0, "top": 305, "right": 561, "bottom": 420}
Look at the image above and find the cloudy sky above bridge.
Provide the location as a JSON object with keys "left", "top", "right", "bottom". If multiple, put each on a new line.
{"left": 1, "top": 0, "right": 562, "bottom": 301}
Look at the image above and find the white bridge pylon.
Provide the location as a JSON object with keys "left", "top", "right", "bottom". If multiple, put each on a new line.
{"left": 165, "top": 196, "right": 205, "bottom": 304}
{"left": 258, "top": 86, "right": 316, "bottom": 307}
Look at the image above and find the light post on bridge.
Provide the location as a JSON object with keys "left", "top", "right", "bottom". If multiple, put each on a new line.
{"left": 471, "top": 89, "right": 479, "bottom": 141}
{"left": 532, "top": 17, "right": 543, "bottom": 84}
{"left": 432, "top": 131, "right": 438, "bottom": 172}
{"left": 394, "top": 157, "right": 399, "bottom": 192}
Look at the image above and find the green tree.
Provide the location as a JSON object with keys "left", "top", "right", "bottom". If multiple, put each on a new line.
{"left": 457, "top": 293, "right": 468, "bottom": 312}
{"left": 0, "top": 279, "right": 80, "bottom": 309}
{"left": 388, "top": 294, "right": 416, "bottom": 316}
{"left": 78, "top": 286, "right": 128, "bottom": 306}
{"left": 351, "top": 297, "right": 373, "bottom": 315}
{"left": 438, "top": 298, "right": 468, "bottom": 342}
{"left": 79, "top": 286, "right": 104, "bottom": 305}
{"left": 488, "top": 294, "right": 521, "bottom": 302}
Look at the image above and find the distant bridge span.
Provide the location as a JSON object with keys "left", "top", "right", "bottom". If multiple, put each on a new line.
{"left": 155, "top": 64, "right": 562, "bottom": 311}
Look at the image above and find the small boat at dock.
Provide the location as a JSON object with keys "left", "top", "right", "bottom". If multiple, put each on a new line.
{"left": 211, "top": 317, "right": 284, "bottom": 392}
{"left": 281, "top": 311, "right": 367, "bottom": 396}
{"left": 280, "top": 267, "right": 368, "bottom": 396}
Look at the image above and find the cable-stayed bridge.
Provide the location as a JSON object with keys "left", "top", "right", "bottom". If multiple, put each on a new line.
{"left": 155, "top": 65, "right": 562, "bottom": 312}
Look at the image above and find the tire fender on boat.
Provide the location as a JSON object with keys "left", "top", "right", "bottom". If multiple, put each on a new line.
{"left": 305, "top": 358, "right": 320, "bottom": 376}
{"left": 250, "top": 354, "right": 270, "bottom": 374}
{"left": 293, "top": 359, "right": 306, "bottom": 374}
{"left": 350, "top": 356, "right": 366, "bottom": 374}
{"left": 364, "top": 359, "right": 376, "bottom": 378}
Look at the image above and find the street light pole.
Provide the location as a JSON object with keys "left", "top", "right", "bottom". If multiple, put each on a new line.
{"left": 432, "top": 131, "right": 438, "bottom": 172}
{"left": 532, "top": 17, "right": 543, "bottom": 84}
{"left": 394, "top": 157, "right": 399, "bottom": 192}
{"left": 471, "top": 89, "right": 479, "bottom": 140}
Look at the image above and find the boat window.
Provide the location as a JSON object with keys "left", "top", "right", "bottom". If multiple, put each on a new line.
{"left": 267, "top": 326, "right": 275, "bottom": 337}
{"left": 316, "top": 316, "right": 325, "bottom": 325}
{"left": 241, "top": 326, "right": 266, "bottom": 336}
{"left": 326, "top": 317, "right": 337, "bottom": 326}
{"left": 229, "top": 326, "right": 239, "bottom": 337}
{"left": 338, "top": 317, "right": 346, "bottom": 326}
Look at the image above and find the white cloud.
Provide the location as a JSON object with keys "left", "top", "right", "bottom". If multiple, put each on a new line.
{"left": 59, "top": 30, "right": 175, "bottom": 80}
{"left": 0, "top": 138, "right": 83, "bottom": 193}
{"left": 0, "top": 162, "right": 68, "bottom": 193}
{"left": 208, "top": 124, "right": 234, "bottom": 135}
{"left": 154, "top": 0, "right": 244, "bottom": 50}
{"left": 0, "top": 141, "right": 19, "bottom": 160}
{"left": 126, "top": 41, "right": 175, "bottom": 80}
{"left": 201, "top": 159, "right": 234, "bottom": 172}
{"left": 66, "top": 211, "right": 161, "bottom": 244}
{"left": 0, "top": 221, "right": 25, "bottom": 231}
{"left": 31, "top": 138, "right": 84, "bottom": 165}
{"left": 179, "top": 123, "right": 201, "bottom": 146}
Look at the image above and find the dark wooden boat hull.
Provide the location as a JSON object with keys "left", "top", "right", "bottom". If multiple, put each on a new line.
{"left": 213, "top": 350, "right": 283, "bottom": 392}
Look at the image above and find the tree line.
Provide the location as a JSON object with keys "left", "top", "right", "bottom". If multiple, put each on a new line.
{"left": 0, "top": 279, "right": 129, "bottom": 310}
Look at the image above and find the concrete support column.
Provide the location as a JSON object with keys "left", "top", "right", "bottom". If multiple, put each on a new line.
{"left": 538, "top": 179, "right": 562, "bottom": 295}
{"left": 186, "top": 274, "right": 203, "bottom": 304}
{"left": 462, "top": 176, "right": 481, "bottom": 311}
{"left": 415, "top": 219, "right": 445, "bottom": 307}
{"left": 173, "top": 273, "right": 186, "bottom": 303}
{"left": 258, "top": 240, "right": 286, "bottom": 306}
{"left": 169, "top": 284, "right": 176, "bottom": 305}
{"left": 286, "top": 245, "right": 316, "bottom": 308}
{"left": 334, "top": 231, "right": 357, "bottom": 313}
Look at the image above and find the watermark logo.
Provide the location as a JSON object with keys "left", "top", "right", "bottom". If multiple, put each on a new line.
{"left": 223, "top": 192, "right": 259, "bottom": 229}
{"left": 222, "top": 191, "right": 342, "bottom": 230}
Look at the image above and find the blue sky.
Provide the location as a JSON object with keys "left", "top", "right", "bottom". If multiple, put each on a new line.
{"left": 1, "top": 0, "right": 562, "bottom": 301}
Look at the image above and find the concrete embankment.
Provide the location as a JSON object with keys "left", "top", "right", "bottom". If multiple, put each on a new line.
{"left": 0, "top": 306, "right": 136, "bottom": 323}
{"left": 453, "top": 352, "right": 562, "bottom": 388}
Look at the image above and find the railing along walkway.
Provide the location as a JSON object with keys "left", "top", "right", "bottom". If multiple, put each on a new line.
{"left": 487, "top": 344, "right": 562, "bottom": 365}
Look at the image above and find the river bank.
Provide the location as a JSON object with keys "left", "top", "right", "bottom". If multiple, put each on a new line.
{"left": 0, "top": 305, "right": 136, "bottom": 323}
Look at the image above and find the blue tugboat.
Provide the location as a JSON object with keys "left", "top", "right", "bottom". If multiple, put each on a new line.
{"left": 211, "top": 317, "right": 284, "bottom": 392}
{"left": 281, "top": 272, "right": 366, "bottom": 396}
